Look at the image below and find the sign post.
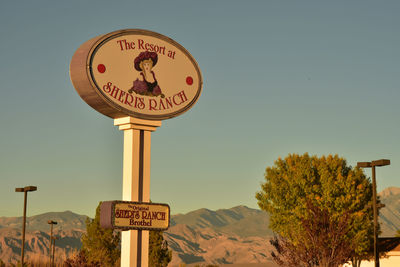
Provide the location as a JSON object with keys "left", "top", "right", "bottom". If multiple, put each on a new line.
{"left": 114, "top": 117, "right": 161, "bottom": 266}
{"left": 70, "top": 29, "right": 202, "bottom": 267}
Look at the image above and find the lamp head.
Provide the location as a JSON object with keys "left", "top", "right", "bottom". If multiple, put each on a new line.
{"left": 24, "top": 186, "right": 37, "bottom": 192}
{"left": 372, "top": 159, "right": 390, "bottom": 167}
{"left": 357, "top": 162, "right": 372, "bottom": 168}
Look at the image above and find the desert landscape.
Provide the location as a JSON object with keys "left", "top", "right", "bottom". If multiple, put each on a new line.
{"left": 1, "top": 188, "right": 400, "bottom": 266}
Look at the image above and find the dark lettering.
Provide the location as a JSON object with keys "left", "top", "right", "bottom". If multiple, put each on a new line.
{"left": 138, "top": 39, "right": 145, "bottom": 50}
{"left": 159, "top": 46, "right": 166, "bottom": 55}
{"left": 159, "top": 98, "right": 166, "bottom": 110}
{"left": 165, "top": 97, "right": 173, "bottom": 109}
{"left": 110, "top": 86, "right": 120, "bottom": 99}
{"left": 137, "top": 39, "right": 166, "bottom": 55}
{"left": 117, "top": 39, "right": 135, "bottom": 51}
{"left": 118, "top": 90, "right": 126, "bottom": 102}
{"left": 145, "top": 43, "right": 152, "bottom": 51}
{"left": 124, "top": 93, "right": 134, "bottom": 106}
{"left": 142, "top": 211, "right": 148, "bottom": 219}
{"left": 149, "top": 99, "right": 157, "bottom": 110}
{"left": 179, "top": 90, "right": 188, "bottom": 102}
{"left": 137, "top": 97, "right": 145, "bottom": 109}
{"left": 103, "top": 82, "right": 112, "bottom": 93}
{"left": 167, "top": 50, "right": 176, "bottom": 59}
{"left": 173, "top": 94, "right": 182, "bottom": 106}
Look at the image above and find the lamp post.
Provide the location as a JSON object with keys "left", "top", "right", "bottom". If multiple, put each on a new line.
{"left": 15, "top": 186, "right": 37, "bottom": 266}
{"left": 51, "top": 236, "right": 59, "bottom": 266}
{"left": 357, "top": 159, "right": 390, "bottom": 267}
{"left": 47, "top": 220, "right": 57, "bottom": 266}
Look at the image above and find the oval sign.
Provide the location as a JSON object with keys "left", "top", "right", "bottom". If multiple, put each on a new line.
{"left": 70, "top": 29, "right": 202, "bottom": 120}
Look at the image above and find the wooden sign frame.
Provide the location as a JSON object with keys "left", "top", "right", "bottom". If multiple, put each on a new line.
{"left": 70, "top": 29, "right": 202, "bottom": 120}
{"left": 100, "top": 201, "right": 170, "bottom": 231}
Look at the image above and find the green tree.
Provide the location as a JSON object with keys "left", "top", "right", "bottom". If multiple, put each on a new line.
{"left": 270, "top": 201, "right": 359, "bottom": 267}
{"left": 81, "top": 202, "right": 121, "bottom": 267}
{"left": 256, "top": 153, "right": 375, "bottom": 266}
{"left": 149, "top": 230, "right": 172, "bottom": 267}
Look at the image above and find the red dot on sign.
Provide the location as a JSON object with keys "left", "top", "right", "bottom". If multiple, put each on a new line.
{"left": 97, "top": 64, "right": 106, "bottom": 73}
{"left": 186, "top": 76, "right": 193, "bottom": 85}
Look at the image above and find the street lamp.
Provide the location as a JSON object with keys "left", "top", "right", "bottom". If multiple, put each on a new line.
{"left": 51, "top": 236, "right": 60, "bottom": 266}
{"left": 15, "top": 186, "right": 37, "bottom": 266}
{"left": 357, "top": 159, "right": 390, "bottom": 267}
{"left": 47, "top": 220, "right": 57, "bottom": 265}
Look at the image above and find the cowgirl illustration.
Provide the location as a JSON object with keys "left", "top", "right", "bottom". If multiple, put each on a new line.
{"left": 128, "top": 51, "right": 164, "bottom": 97}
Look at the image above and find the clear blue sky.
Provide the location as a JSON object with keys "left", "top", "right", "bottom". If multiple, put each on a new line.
{"left": 1, "top": 0, "right": 399, "bottom": 218}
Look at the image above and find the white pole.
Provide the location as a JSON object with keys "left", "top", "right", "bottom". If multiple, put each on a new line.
{"left": 114, "top": 117, "right": 161, "bottom": 267}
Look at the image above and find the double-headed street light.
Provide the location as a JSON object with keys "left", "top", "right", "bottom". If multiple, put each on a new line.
{"left": 15, "top": 186, "right": 37, "bottom": 266}
{"left": 48, "top": 220, "right": 58, "bottom": 266}
{"left": 357, "top": 159, "right": 390, "bottom": 267}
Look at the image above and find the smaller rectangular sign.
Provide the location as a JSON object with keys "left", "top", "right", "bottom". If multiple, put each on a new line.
{"left": 100, "top": 201, "right": 170, "bottom": 231}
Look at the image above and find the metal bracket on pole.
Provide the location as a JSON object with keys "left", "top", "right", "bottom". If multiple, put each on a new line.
{"left": 114, "top": 117, "right": 161, "bottom": 267}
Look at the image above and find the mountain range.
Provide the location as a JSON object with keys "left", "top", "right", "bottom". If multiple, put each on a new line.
{"left": 378, "top": 187, "right": 400, "bottom": 236}
{"left": 0, "top": 211, "right": 87, "bottom": 264}
{"left": 165, "top": 206, "right": 274, "bottom": 265}
{"left": 1, "top": 187, "right": 400, "bottom": 266}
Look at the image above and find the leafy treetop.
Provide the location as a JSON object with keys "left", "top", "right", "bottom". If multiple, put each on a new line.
{"left": 256, "top": 153, "right": 374, "bottom": 259}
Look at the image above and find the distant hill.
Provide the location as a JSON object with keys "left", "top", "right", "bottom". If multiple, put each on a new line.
{"left": 0, "top": 211, "right": 87, "bottom": 232}
{"left": 166, "top": 206, "right": 274, "bottom": 266}
{"left": 379, "top": 187, "right": 400, "bottom": 236}
{"left": 170, "top": 205, "right": 273, "bottom": 238}
{"left": 0, "top": 211, "right": 86, "bottom": 264}
{"left": 165, "top": 224, "right": 273, "bottom": 266}
{"left": 0, "top": 227, "right": 83, "bottom": 264}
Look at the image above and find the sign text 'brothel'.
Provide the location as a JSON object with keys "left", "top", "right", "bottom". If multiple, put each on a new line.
{"left": 100, "top": 201, "right": 170, "bottom": 231}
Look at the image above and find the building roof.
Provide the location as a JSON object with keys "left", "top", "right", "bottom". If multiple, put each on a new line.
{"left": 378, "top": 237, "right": 400, "bottom": 252}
